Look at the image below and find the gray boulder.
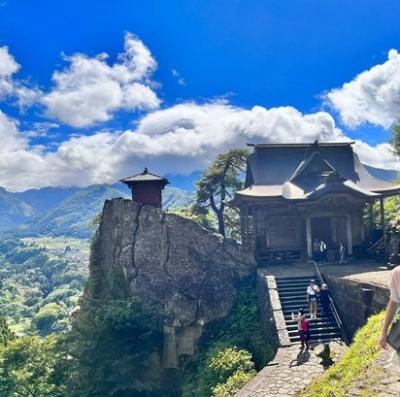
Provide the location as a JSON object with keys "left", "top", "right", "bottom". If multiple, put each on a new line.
{"left": 88, "top": 198, "right": 255, "bottom": 369}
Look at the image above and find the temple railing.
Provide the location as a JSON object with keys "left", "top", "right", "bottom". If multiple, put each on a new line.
{"left": 309, "top": 260, "right": 349, "bottom": 345}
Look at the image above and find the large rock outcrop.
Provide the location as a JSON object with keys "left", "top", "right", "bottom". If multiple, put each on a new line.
{"left": 87, "top": 198, "right": 255, "bottom": 369}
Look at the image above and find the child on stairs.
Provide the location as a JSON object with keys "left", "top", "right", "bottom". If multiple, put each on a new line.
{"left": 292, "top": 308, "right": 310, "bottom": 350}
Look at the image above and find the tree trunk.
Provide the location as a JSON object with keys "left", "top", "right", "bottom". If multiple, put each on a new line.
{"left": 216, "top": 209, "right": 225, "bottom": 237}
{"left": 210, "top": 194, "right": 226, "bottom": 237}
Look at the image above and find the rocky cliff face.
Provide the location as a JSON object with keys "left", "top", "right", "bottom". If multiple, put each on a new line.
{"left": 87, "top": 198, "right": 255, "bottom": 369}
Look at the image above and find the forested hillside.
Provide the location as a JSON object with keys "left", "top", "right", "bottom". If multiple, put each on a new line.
{"left": 0, "top": 236, "right": 89, "bottom": 335}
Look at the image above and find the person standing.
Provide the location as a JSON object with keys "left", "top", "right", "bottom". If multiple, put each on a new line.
{"left": 313, "top": 238, "right": 321, "bottom": 262}
{"left": 339, "top": 242, "right": 347, "bottom": 264}
{"left": 292, "top": 309, "right": 310, "bottom": 350}
{"left": 320, "top": 240, "right": 327, "bottom": 262}
{"left": 307, "top": 280, "right": 320, "bottom": 319}
{"left": 378, "top": 266, "right": 400, "bottom": 357}
{"left": 319, "top": 284, "right": 330, "bottom": 316}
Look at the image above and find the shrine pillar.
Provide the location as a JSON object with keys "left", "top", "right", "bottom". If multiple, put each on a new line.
{"left": 346, "top": 215, "right": 353, "bottom": 255}
{"left": 306, "top": 217, "right": 312, "bottom": 258}
{"left": 380, "top": 198, "right": 387, "bottom": 260}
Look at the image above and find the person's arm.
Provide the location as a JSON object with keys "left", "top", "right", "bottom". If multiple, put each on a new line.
{"left": 378, "top": 299, "right": 398, "bottom": 349}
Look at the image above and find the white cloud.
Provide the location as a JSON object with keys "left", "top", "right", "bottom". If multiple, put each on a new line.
{"left": 0, "top": 45, "right": 40, "bottom": 106}
{"left": 0, "top": 46, "right": 20, "bottom": 98}
{"left": 326, "top": 49, "right": 400, "bottom": 129}
{"left": 1, "top": 102, "right": 398, "bottom": 191}
{"left": 0, "top": 39, "right": 399, "bottom": 190}
{"left": 0, "top": 46, "right": 19, "bottom": 77}
{"left": 41, "top": 33, "right": 161, "bottom": 127}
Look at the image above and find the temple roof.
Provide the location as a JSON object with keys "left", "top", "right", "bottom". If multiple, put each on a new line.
{"left": 120, "top": 168, "right": 169, "bottom": 185}
{"left": 235, "top": 141, "right": 400, "bottom": 202}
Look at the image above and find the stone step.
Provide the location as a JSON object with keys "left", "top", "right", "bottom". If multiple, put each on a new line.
{"left": 280, "top": 300, "right": 313, "bottom": 306}
{"left": 291, "top": 336, "right": 342, "bottom": 344}
{"left": 287, "top": 326, "right": 340, "bottom": 335}
{"left": 284, "top": 314, "right": 335, "bottom": 321}
{"left": 279, "top": 293, "right": 310, "bottom": 299}
{"left": 276, "top": 280, "right": 317, "bottom": 286}
{"left": 283, "top": 305, "right": 329, "bottom": 312}
{"left": 276, "top": 276, "right": 317, "bottom": 281}
{"left": 283, "top": 307, "right": 331, "bottom": 314}
{"left": 277, "top": 285, "right": 316, "bottom": 292}
{"left": 278, "top": 291, "right": 310, "bottom": 297}
{"left": 276, "top": 275, "right": 315, "bottom": 279}
{"left": 276, "top": 276, "right": 316, "bottom": 282}
{"left": 290, "top": 331, "right": 342, "bottom": 342}
{"left": 286, "top": 321, "right": 337, "bottom": 330}
{"left": 279, "top": 290, "right": 309, "bottom": 295}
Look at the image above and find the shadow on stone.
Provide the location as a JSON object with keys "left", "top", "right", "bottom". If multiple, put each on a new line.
{"left": 290, "top": 349, "right": 311, "bottom": 367}
{"left": 317, "top": 343, "right": 335, "bottom": 370}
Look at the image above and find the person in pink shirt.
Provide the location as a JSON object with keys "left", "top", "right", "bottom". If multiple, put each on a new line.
{"left": 378, "top": 266, "right": 400, "bottom": 356}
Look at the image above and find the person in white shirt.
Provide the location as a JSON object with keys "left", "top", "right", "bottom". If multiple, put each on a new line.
{"left": 307, "top": 280, "right": 320, "bottom": 319}
{"left": 378, "top": 266, "right": 400, "bottom": 355}
{"left": 339, "top": 242, "right": 347, "bottom": 264}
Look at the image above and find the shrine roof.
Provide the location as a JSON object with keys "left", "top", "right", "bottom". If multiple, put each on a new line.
{"left": 120, "top": 168, "right": 169, "bottom": 185}
{"left": 235, "top": 141, "right": 400, "bottom": 201}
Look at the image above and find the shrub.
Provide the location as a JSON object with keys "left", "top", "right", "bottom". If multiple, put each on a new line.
{"left": 208, "top": 347, "right": 255, "bottom": 383}
{"left": 33, "top": 303, "right": 67, "bottom": 335}
{"left": 212, "top": 370, "right": 255, "bottom": 397}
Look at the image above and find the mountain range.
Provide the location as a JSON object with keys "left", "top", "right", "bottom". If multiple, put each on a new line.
{"left": 1, "top": 183, "right": 194, "bottom": 238}
{"left": 0, "top": 165, "right": 397, "bottom": 239}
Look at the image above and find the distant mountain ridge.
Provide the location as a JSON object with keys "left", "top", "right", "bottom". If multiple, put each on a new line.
{"left": 0, "top": 183, "right": 194, "bottom": 238}
{"left": 0, "top": 164, "right": 397, "bottom": 238}
{"left": 364, "top": 165, "right": 398, "bottom": 182}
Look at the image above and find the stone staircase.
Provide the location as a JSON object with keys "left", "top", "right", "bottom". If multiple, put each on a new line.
{"left": 276, "top": 276, "right": 342, "bottom": 344}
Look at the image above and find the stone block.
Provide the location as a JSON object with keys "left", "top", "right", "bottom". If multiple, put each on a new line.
{"left": 269, "top": 289, "right": 282, "bottom": 311}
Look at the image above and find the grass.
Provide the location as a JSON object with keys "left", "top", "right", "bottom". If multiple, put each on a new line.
{"left": 300, "top": 311, "right": 385, "bottom": 397}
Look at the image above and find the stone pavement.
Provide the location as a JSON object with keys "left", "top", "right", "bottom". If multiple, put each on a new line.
{"left": 235, "top": 342, "right": 346, "bottom": 397}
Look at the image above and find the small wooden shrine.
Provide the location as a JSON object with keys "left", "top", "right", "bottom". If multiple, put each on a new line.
{"left": 121, "top": 168, "right": 169, "bottom": 208}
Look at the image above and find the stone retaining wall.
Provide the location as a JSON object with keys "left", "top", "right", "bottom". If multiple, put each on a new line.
{"left": 321, "top": 272, "right": 389, "bottom": 339}
{"left": 256, "top": 270, "right": 288, "bottom": 348}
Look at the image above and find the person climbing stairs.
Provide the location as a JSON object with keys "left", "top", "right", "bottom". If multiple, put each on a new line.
{"left": 276, "top": 276, "right": 343, "bottom": 344}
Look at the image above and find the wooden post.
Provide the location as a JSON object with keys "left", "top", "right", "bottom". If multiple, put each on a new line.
{"left": 306, "top": 217, "right": 312, "bottom": 258}
{"left": 380, "top": 198, "right": 387, "bottom": 260}
{"left": 240, "top": 208, "right": 247, "bottom": 247}
{"left": 346, "top": 215, "right": 353, "bottom": 255}
{"left": 331, "top": 217, "right": 337, "bottom": 244}
{"left": 369, "top": 201, "right": 374, "bottom": 230}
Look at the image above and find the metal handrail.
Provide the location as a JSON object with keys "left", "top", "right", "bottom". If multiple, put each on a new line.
{"left": 309, "top": 260, "right": 349, "bottom": 345}
{"left": 367, "top": 236, "right": 384, "bottom": 252}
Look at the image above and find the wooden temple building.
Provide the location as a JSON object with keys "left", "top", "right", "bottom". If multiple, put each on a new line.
{"left": 233, "top": 142, "right": 400, "bottom": 263}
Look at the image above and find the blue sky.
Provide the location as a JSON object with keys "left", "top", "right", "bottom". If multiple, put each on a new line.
{"left": 0, "top": 0, "right": 400, "bottom": 190}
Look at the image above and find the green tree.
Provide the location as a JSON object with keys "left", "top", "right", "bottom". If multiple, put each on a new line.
{"left": 390, "top": 121, "right": 400, "bottom": 156}
{"left": 67, "top": 299, "right": 163, "bottom": 397}
{"left": 33, "top": 302, "right": 67, "bottom": 335}
{"left": 193, "top": 149, "right": 249, "bottom": 237}
{"left": 0, "top": 317, "right": 14, "bottom": 346}
{"left": 0, "top": 334, "right": 67, "bottom": 397}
